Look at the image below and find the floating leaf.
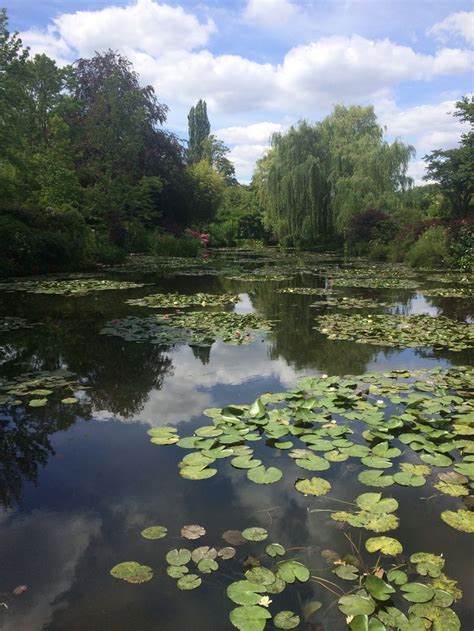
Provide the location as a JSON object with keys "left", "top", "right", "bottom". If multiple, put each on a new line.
{"left": 223, "top": 530, "right": 246, "bottom": 545}
{"left": 232, "top": 456, "right": 262, "bottom": 469}
{"left": 166, "top": 548, "right": 191, "bottom": 566}
{"left": 440, "top": 509, "right": 474, "bottom": 533}
{"left": 197, "top": 558, "right": 218, "bottom": 573}
{"left": 179, "top": 466, "right": 217, "bottom": 480}
{"left": 110, "top": 561, "right": 153, "bottom": 584}
{"left": 334, "top": 564, "right": 359, "bottom": 580}
{"left": 192, "top": 546, "right": 217, "bottom": 562}
{"left": 141, "top": 526, "right": 168, "bottom": 540}
{"left": 242, "top": 527, "right": 268, "bottom": 542}
{"left": 227, "top": 580, "right": 266, "bottom": 605}
{"left": 245, "top": 567, "right": 276, "bottom": 586}
{"left": 247, "top": 465, "right": 282, "bottom": 484}
{"left": 28, "top": 398, "right": 48, "bottom": 407}
{"left": 338, "top": 593, "right": 376, "bottom": 616}
{"left": 387, "top": 569, "right": 408, "bottom": 585}
{"left": 167, "top": 565, "right": 188, "bottom": 579}
{"left": 273, "top": 610, "right": 300, "bottom": 629}
{"left": 409, "top": 603, "right": 460, "bottom": 631}
{"left": 401, "top": 582, "right": 435, "bottom": 603}
{"left": 265, "top": 543, "right": 285, "bottom": 558}
{"left": 277, "top": 560, "right": 310, "bottom": 583}
{"left": 358, "top": 470, "right": 394, "bottom": 487}
{"left": 295, "top": 477, "right": 331, "bottom": 496}
{"left": 181, "top": 524, "right": 206, "bottom": 540}
{"left": 365, "top": 575, "right": 396, "bottom": 601}
{"left": 229, "top": 605, "right": 271, "bottom": 631}
{"left": 61, "top": 397, "right": 78, "bottom": 404}
{"left": 410, "top": 552, "right": 445, "bottom": 578}
{"left": 177, "top": 574, "right": 201, "bottom": 590}
{"left": 393, "top": 471, "right": 426, "bottom": 487}
{"left": 365, "top": 536, "right": 403, "bottom": 556}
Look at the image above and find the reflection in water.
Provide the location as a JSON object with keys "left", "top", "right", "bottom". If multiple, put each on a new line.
{"left": 0, "top": 261, "right": 473, "bottom": 629}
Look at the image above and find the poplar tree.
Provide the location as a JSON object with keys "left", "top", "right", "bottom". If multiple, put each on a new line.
{"left": 187, "top": 99, "right": 210, "bottom": 163}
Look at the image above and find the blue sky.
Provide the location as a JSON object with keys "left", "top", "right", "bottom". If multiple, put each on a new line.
{"left": 8, "top": 0, "right": 474, "bottom": 181}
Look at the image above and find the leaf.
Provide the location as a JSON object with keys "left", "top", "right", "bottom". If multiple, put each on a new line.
{"left": 295, "top": 477, "right": 331, "bottom": 496}
{"left": 245, "top": 567, "right": 276, "bottom": 586}
{"left": 192, "top": 547, "right": 217, "bottom": 562}
{"left": 177, "top": 574, "right": 201, "bottom": 590}
{"left": 232, "top": 456, "right": 262, "bottom": 469}
{"left": 110, "top": 561, "right": 153, "bottom": 584}
{"left": 242, "top": 527, "right": 268, "bottom": 542}
{"left": 61, "top": 397, "right": 78, "bottom": 404}
{"left": 141, "top": 525, "right": 168, "bottom": 540}
{"left": 409, "top": 603, "right": 460, "bottom": 630}
{"left": 401, "top": 582, "right": 435, "bottom": 603}
{"left": 440, "top": 509, "right": 474, "bottom": 533}
{"left": 387, "top": 569, "right": 408, "bottom": 585}
{"left": 295, "top": 454, "right": 330, "bottom": 471}
{"left": 227, "top": 580, "right": 266, "bottom": 605}
{"left": 356, "top": 493, "right": 398, "bottom": 513}
{"left": 276, "top": 560, "right": 310, "bottom": 583}
{"left": 265, "top": 543, "right": 285, "bottom": 557}
{"left": 28, "top": 398, "right": 47, "bottom": 407}
{"left": 338, "top": 593, "right": 376, "bottom": 616}
{"left": 229, "top": 605, "right": 271, "bottom": 631}
{"left": 249, "top": 398, "right": 266, "bottom": 418}
{"left": 420, "top": 453, "right": 452, "bottom": 467}
{"left": 179, "top": 466, "right": 217, "bottom": 480}
{"left": 166, "top": 548, "right": 191, "bottom": 566}
{"left": 365, "top": 575, "right": 396, "bottom": 601}
{"left": 223, "top": 530, "right": 247, "bottom": 545}
{"left": 181, "top": 524, "right": 206, "bottom": 539}
{"left": 302, "top": 601, "right": 322, "bottom": 622}
{"left": 247, "top": 465, "right": 282, "bottom": 484}
{"left": 410, "top": 552, "right": 445, "bottom": 578}
{"left": 358, "top": 470, "right": 394, "bottom": 487}
{"left": 273, "top": 610, "right": 300, "bottom": 629}
{"left": 334, "top": 564, "right": 359, "bottom": 580}
{"left": 365, "top": 536, "right": 402, "bottom": 556}
{"left": 218, "top": 546, "right": 236, "bottom": 560}
{"left": 167, "top": 565, "right": 189, "bottom": 578}
{"left": 393, "top": 471, "right": 426, "bottom": 487}
{"left": 197, "top": 558, "right": 218, "bottom": 573}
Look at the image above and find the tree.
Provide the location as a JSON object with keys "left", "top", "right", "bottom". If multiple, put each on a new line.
{"left": 187, "top": 159, "right": 225, "bottom": 224}
{"left": 424, "top": 96, "right": 474, "bottom": 219}
{"left": 188, "top": 99, "right": 210, "bottom": 163}
{"left": 202, "top": 134, "right": 236, "bottom": 184}
{"left": 255, "top": 106, "right": 414, "bottom": 246}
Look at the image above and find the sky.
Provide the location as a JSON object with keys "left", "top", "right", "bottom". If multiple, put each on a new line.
{"left": 7, "top": 0, "right": 474, "bottom": 182}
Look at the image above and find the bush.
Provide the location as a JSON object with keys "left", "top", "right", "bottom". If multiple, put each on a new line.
{"left": 151, "top": 233, "right": 202, "bottom": 257}
{"left": 405, "top": 226, "right": 448, "bottom": 268}
{"left": 347, "top": 208, "right": 398, "bottom": 255}
{"left": 447, "top": 219, "right": 474, "bottom": 271}
{"left": 208, "top": 220, "right": 238, "bottom": 247}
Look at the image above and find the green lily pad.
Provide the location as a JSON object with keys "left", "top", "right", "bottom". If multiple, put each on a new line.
{"left": 229, "top": 605, "right": 272, "bottom": 631}
{"left": 242, "top": 527, "right": 268, "bottom": 542}
{"left": 338, "top": 593, "right": 376, "bottom": 616}
{"left": 410, "top": 552, "right": 445, "bottom": 578}
{"left": 227, "top": 580, "right": 266, "bottom": 605}
{"left": 365, "top": 575, "right": 396, "bottom": 601}
{"left": 440, "top": 509, "right": 474, "bottom": 533}
{"left": 277, "top": 560, "right": 310, "bottom": 583}
{"left": 265, "top": 543, "right": 286, "bottom": 557}
{"left": 274, "top": 611, "right": 300, "bottom": 629}
{"left": 179, "top": 466, "right": 217, "bottom": 480}
{"left": 247, "top": 465, "right": 282, "bottom": 484}
{"left": 393, "top": 471, "right": 426, "bottom": 487}
{"left": 420, "top": 453, "right": 452, "bottom": 467}
{"left": 401, "top": 582, "right": 435, "bottom": 603}
{"left": 197, "top": 558, "right": 218, "bottom": 573}
{"left": 141, "top": 526, "right": 168, "bottom": 540}
{"left": 192, "top": 546, "right": 217, "bottom": 562}
{"left": 245, "top": 567, "right": 276, "bottom": 586}
{"left": 166, "top": 548, "right": 191, "bottom": 566}
{"left": 334, "top": 564, "right": 359, "bottom": 580}
{"left": 365, "top": 536, "right": 403, "bottom": 555}
{"left": 358, "top": 470, "right": 394, "bottom": 487}
{"left": 295, "top": 477, "right": 331, "bottom": 496}
{"left": 61, "top": 397, "right": 78, "bottom": 404}
{"left": 232, "top": 456, "right": 262, "bottom": 469}
{"left": 167, "top": 565, "right": 189, "bottom": 579}
{"left": 387, "top": 569, "right": 408, "bottom": 585}
{"left": 28, "top": 398, "right": 48, "bottom": 407}
{"left": 409, "top": 603, "right": 460, "bottom": 630}
{"left": 110, "top": 561, "right": 153, "bottom": 584}
{"left": 177, "top": 574, "right": 201, "bottom": 590}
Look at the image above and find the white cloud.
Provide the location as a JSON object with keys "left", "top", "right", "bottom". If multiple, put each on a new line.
{"left": 215, "top": 122, "right": 282, "bottom": 144}
{"left": 243, "top": 0, "right": 300, "bottom": 28}
{"left": 428, "top": 11, "right": 474, "bottom": 45}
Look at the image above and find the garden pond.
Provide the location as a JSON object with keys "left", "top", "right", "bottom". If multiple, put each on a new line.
{"left": 0, "top": 249, "right": 473, "bottom": 631}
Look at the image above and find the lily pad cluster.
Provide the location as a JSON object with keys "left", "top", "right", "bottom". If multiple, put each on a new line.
{"left": 0, "top": 317, "right": 38, "bottom": 332}
{"left": 0, "top": 278, "right": 146, "bottom": 295}
{"left": 310, "top": 296, "right": 391, "bottom": 310}
{"left": 275, "top": 287, "right": 337, "bottom": 296}
{"left": 331, "top": 277, "right": 419, "bottom": 289}
{"left": 225, "top": 272, "right": 293, "bottom": 282}
{"left": 0, "top": 369, "right": 83, "bottom": 407}
{"left": 150, "top": 366, "right": 473, "bottom": 536}
{"left": 314, "top": 314, "right": 474, "bottom": 351}
{"left": 423, "top": 287, "right": 474, "bottom": 299}
{"left": 101, "top": 311, "right": 274, "bottom": 347}
{"left": 126, "top": 292, "right": 240, "bottom": 309}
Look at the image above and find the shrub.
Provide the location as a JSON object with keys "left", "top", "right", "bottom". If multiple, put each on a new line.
{"left": 447, "top": 219, "right": 474, "bottom": 271}
{"left": 405, "top": 226, "right": 448, "bottom": 268}
{"left": 151, "top": 233, "right": 201, "bottom": 258}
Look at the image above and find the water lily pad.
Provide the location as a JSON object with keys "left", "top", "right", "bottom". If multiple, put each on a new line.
{"left": 358, "top": 470, "right": 394, "bottom": 487}
{"left": 245, "top": 567, "right": 276, "bottom": 586}
{"left": 218, "top": 546, "right": 236, "bottom": 560}
{"left": 177, "top": 574, "right": 201, "bottom": 590}
{"left": 192, "top": 546, "right": 217, "bottom": 562}
{"left": 242, "top": 527, "right": 268, "bottom": 542}
{"left": 295, "top": 476, "right": 331, "bottom": 496}
{"left": 420, "top": 453, "right": 452, "bottom": 467}
{"left": 61, "top": 397, "right": 78, "bottom": 404}
{"left": 276, "top": 560, "right": 310, "bottom": 583}
{"left": 28, "top": 398, "right": 48, "bottom": 407}
{"left": 179, "top": 466, "right": 217, "bottom": 480}
{"left": 440, "top": 509, "right": 474, "bottom": 533}
{"left": 365, "top": 575, "right": 396, "bottom": 601}
{"left": 410, "top": 552, "right": 445, "bottom": 578}
{"left": 197, "top": 558, "right": 218, "bottom": 573}
{"left": 393, "top": 471, "right": 426, "bottom": 487}
{"left": 401, "top": 582, "right": 435, "bottom": 603}
{"left": 365, "top": 536, "right": 403, "bottom": 555}
{"left": 167, "top": 565, "right": 189, "bottom": 579}
{"left": 409, "top": 603, "right": 460, "bottom": 631}
{"left": 232, "top": 456, "right": 262, "bottom": 469}
{"left": 334, "top": 564, "right": 359, "bottom": 580}
{"left": 141, "top": 526, "right": 168, "bottom": 540}
{"left": 110, "top": 561, "right": 153, "bottom": 584}
{"left": 247, "top": 465, "right": 282, "bottom": 484}
{"left": 229, "top": 605, "right": 271, "bottom": 631}
{"left": 181, "top": 524, "right": 206, "bottom": 540}
{"left": 265, "top": 543, "right": 285, "bottom": 557}
{"left": 166, "top": 548, "right": 191, "bottom": 566}
{"left": 274, "top": 611, "right": 300, "bottom": 629}
{"left": 227, "top": 580, "right": 266, "bottom": 605}
{"left": 338, "top": 593, "right": 376, "bottom": 616}
{"left": 387, "top": 569, "right": 408, "bottom": 585}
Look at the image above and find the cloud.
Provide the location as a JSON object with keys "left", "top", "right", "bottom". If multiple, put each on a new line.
{"left": 215, "top": 122, "right": 282, "bottom": 144}
{"left": 243, "top": 0, "right": 300, "bottom": 28}
{"left": 428, "top": 11, "right": 474, "bottom": 45}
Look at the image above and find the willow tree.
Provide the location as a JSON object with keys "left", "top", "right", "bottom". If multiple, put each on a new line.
{"left": 255, "top": 105, "right": 414, "bottom": 246}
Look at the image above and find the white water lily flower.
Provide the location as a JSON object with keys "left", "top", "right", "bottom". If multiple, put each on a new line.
{"left": 259, "top": 596, "right": 272, "bottom": 607}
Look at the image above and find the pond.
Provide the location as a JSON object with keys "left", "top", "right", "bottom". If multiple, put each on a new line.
{"left": 0, "top": 250, "right": 472, "bottom": 631}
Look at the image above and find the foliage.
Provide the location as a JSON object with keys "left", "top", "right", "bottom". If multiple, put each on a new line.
{"left": 187, "top": 159, "right": 225, "bottom": 224}
{"left": 151, "top": 233, "right": 203, "bottom": 258}
{"left": 405, "top": 226, "right": 448, "bottom": 268}
{"left": 188, "top": 99, "right": 210, "bottom": 164}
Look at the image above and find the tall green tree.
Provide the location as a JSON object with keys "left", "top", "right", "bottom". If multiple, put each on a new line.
{"left": 424, "top": 96, "right": 474, "bottom": 219}
{"left": 187, "top": 99, "right": 210, "bottom": 163}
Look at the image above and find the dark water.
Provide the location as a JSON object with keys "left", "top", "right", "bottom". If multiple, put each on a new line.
{"left": 0, "top": 252, "right": 472, "bottom": 630}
